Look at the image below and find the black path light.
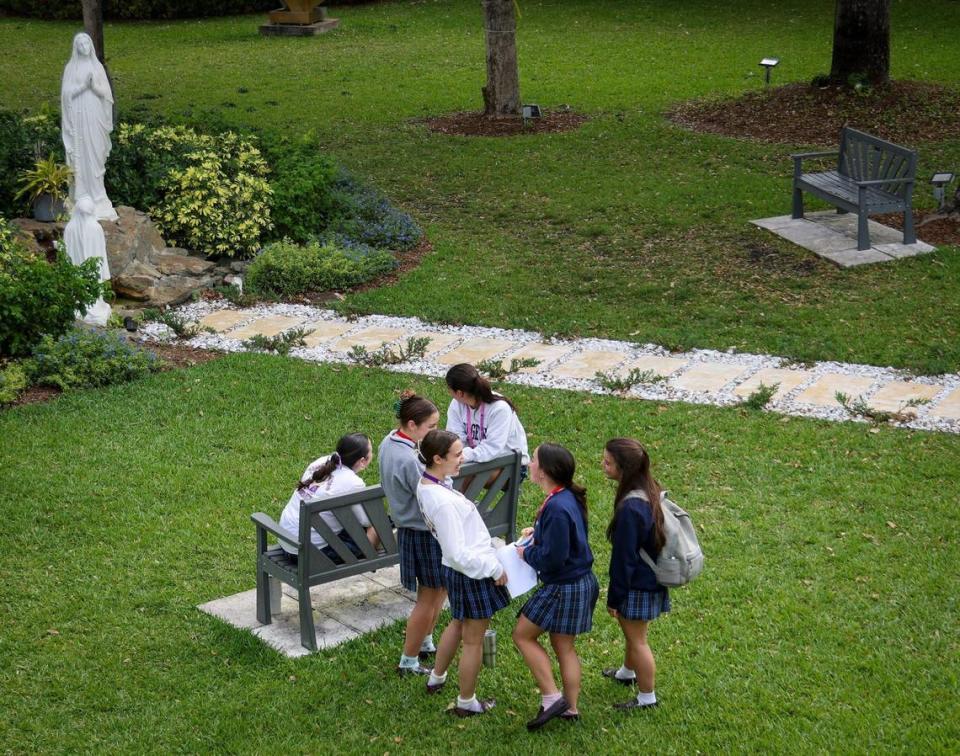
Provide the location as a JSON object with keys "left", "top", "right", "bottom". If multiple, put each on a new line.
{"left": 759, "top": 57, "right": 779, "bottom": 86}
{"left": 930, "top": 172, "right": 955, "bottom": 210}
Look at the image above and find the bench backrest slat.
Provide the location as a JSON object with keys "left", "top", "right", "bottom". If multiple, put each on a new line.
{"left": 284, "top": 452, "right": 522, "bottom": 584}
{"left": 838, "top": 127, "right": 916, "bottom": 198}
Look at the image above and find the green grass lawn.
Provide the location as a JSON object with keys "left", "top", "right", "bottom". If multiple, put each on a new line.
{"left": 2, "top": 0, "right": 960, "bottom": 372}
{"left": 1, "top": 355, "right": 958, "bottom": 752}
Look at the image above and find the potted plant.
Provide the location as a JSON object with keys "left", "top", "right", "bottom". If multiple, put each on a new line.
{"left": 15, "top": 155, "right": 72, "bottom": 222}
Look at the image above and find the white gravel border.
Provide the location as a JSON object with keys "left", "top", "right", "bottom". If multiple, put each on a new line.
{"left": 149, "top": 301, "right": 960, "bottom": 435}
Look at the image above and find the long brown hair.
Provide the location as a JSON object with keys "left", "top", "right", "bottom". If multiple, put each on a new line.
{"left": 396, "top": 389, "right": 438, "bottom": 427}
{"left": 535, "top": 443, "right": 587, "bottom": 524}
{"left": 604, "top": 438, "right": 665, "bottom": 551}
{"left": 297, "top": 433, "right": 370, "bottom": 493}
{"left": 445, "top": 363, "right": 516, "bottom": 412}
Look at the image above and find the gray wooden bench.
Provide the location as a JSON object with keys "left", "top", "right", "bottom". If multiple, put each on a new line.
{"left": 251, "top": 451, "right": 523, "bottom": 651}
{"left": 792, "top": 127, "right": 917, "bottom": 251}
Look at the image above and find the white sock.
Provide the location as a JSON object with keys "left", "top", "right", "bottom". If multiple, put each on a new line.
{"left": 541, "top": 692, "right": 563, "bottom": 709}
{"left": 457, "top": 695, "right": 483, "bottom": 712}
{"left": 420, "top": 635, "right": 436, "bottom": 653}
{"left": 428, "top": 670, "right": 447, "bottom": 686}
{"left": 615, "top": 664, "right": 636, "bottom": 680}
{"left": 637, "top": 690, "right": 657, "bottom": 705}
{"left": 399, "top": 654, "right": 420, "bottom": 668}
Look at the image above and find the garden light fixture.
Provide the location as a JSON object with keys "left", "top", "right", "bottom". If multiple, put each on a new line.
{"left": 521, "top": 104, "right": 542, "bottom": 120}
{"left": 931, "top": 172, "right": 955, "bottom": 210}
{"left": 759, "top": 57, "right": 779, "bottom": 86}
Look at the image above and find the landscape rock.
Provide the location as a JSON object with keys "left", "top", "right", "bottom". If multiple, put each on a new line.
{"left": 102, "top": 205, "right": 166, "bottom": 274}
{"left": 149, "top": 275, "right": 201, "bottom": 306}
{"left": 153, "top": 250, "right": 216, "bottom": 276}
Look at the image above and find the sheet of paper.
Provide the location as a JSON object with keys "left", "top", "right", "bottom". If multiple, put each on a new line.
{"left": 496, "top": 542, "right": 539, "bottom": 599}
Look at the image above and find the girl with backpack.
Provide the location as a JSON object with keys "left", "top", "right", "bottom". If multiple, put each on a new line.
{"left": 601, "top": 437, "right": 670, "bottom": 710}
{"left": 416, "top": 429, "right": 511, "bottom": 717}
{"left": 513, "top": 443, "right": 599, "bottom": 731}
{"left": 378, "top": 391, "right": 443, "bottom": 675}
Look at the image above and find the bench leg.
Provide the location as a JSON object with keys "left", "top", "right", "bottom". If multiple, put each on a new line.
{"left": 299, "top": 588, "right": 318, "bottom": 652}
{"left": 791, "top": 186, "right": 804, "bottom": 219}
{"left": 903, "top": 207, "right": 917, "bottom": 245}
{"left": 255, "top": 561, "right": 272, "bottom": 626}
{"left": 836, "top": 207, "right": 848, "bottom": 215}
{"left": 857, "top": 212, "right": 871, "bottom": 251}
{"left": 269, "top": 576, "right": 283, "bottom": 617}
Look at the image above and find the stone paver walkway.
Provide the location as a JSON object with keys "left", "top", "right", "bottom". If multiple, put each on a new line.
{"left": 753, "top": 210, "right": 935, "bottom": 267}
{"left": 161, "top": 301, "right": 960, "bottom": 435}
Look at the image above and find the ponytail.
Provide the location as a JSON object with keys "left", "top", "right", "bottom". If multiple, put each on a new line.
{"left": 297, "top": 433, "right": 371, "bottom": 493}
{"left": 445, "top": 363, "right": 516, "bottom": 413}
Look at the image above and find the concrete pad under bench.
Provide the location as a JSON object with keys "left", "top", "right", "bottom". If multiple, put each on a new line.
{"left": 752, "top": 212, "right": 934, "bottom": 268}
{"left": 198, "top": 570, "right": 415, "bottom": 658}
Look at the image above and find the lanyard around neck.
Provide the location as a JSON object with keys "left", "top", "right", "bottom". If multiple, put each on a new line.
{"left": 536, "top": 486, "right": 565, "bottom": 518}
{"left": 465, "top": 403, "right": 485, "bottom": 448}
{"left": 422, "top": 472, "right": 451, "bottom": 488}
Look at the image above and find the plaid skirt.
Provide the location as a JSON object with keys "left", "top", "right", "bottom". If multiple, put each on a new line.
{"left": 618, "top": 588, "right": 671, "bottom": 621}
{"left": 520, "top": 572, "right": 599, "bottom": 636}
{"left": 398, "top": 528, "right": 444, "bottom": 592}
{"left": 442, "top": 566, "right": 511, "bottom": 621}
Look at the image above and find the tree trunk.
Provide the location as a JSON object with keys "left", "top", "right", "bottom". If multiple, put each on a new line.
{"left": 81, "top": 0, "right": 105, "bottom": 64}
{"left": 830, "top": 0, "right": 891, "bottom": 86}
{"left": 482, "top": 0, "right": 520, "bottom": 118}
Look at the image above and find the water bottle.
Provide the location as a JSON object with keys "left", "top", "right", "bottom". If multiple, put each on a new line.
{"left": 482, "top": 629, "right": 496, "bottom": 668}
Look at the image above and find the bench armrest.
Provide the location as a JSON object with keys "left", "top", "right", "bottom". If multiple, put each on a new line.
{"left": 855, "top": 177, "right": 914, "bottom": 187}
{"left": 791, "top": 150, "right": 838, "bottom": 161}
{"left": 251, "top": 512, "right": 300, "bottom": 551}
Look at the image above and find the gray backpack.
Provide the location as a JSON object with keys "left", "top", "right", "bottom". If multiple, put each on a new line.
{"left": 628, "top": 489, "right": 704, "bottom": 587}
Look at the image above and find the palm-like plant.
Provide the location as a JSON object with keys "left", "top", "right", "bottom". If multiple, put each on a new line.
{"left": 15, "top": 154, "right": 72, "bottom": 206}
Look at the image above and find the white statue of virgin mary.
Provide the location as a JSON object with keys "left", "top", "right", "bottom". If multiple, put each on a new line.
{"left": 61, "top": 32, "right": 118, "bottom": 222}
{"left": 64, "top": 195, "right": 112, "bottom": 326}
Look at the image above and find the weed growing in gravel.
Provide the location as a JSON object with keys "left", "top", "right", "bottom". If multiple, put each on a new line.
{"left": 835, "top": 392, "right": 931, "bottom": 424}
{"left": 476, "top": 357, "right": 542, "bottom": 380}
{"left": 594, "top": 368, "right": 665, "bottom": 392}
{"left": 347, "top": 336, "right": 431, "bottom": 367}
{"left": 243, "top": 327, "right": 313, "bottom": 356}
{"left": 742, "top": 382, "right": 780, "bottom": 410}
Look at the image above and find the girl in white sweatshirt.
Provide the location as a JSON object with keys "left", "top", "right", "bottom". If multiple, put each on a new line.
{"left": 416, "top": 429, "right": 510, "bottom": 718}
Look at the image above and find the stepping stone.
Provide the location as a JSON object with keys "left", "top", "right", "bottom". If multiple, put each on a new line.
{"left": 436, "top": 337, "right": 516, "bottom": 365}
{"left": 929, "top": 387, "right": 960, "bottom": 421}
{"left": 867, "top": 382, "right": 941, "bottom": 413}
{"left": 620, "top": 355, "right": 688, "bottom": 378}
{"left": 672, "top": 363, "right": 748, "bottom": 393}
{"left": 198, "top": 310, "right": 248, "bottom": 332}
{"left": 331, "top": 327, "right": 406, "bottom": 352}
{"left": 794, "top": 374, "right": 875, "bottom": 407}
{"left": 552, "top": 350, "right": 626, "bottom": 380}
{"left": 499, "top": 342, "right": 574, "bottom": 372}
{"left": 733, "top": 368, "right": 812, "bottom": 402}
{"left": 300, "top": 320, "right": 353, "bottom": 347}
{"left": 229, "top": 315, "right": 305, "bottom": 340}
{"left": 406, "top": 331, "right": 462, "bottom": 357}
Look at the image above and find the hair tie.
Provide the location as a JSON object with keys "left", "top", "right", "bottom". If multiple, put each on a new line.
{"left": 393, "top": 398, "right": 403, "bottom": 416}
{"left": 331, "top": 452, "right": 342, "bottom": 468}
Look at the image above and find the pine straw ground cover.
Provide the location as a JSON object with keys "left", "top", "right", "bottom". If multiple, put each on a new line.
{"left": 1, "top": 355, "right": 958, "bottom": 752}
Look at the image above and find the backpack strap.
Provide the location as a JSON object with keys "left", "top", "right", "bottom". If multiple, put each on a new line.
{"left": 624, "top": 489, "right": 667, "bottom": 573}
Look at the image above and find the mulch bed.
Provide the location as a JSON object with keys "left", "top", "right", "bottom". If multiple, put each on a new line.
{"left": 423, "top": 109, "right": 588, "bottom": 137}
{"left": 667, "top": 80, "right": 960, "bottom": 145}
{"left": 874, "top": 211, "right": 960, "bottom": 247}
{"left": 6, "top": 342, "right": 224, "bottom": 410}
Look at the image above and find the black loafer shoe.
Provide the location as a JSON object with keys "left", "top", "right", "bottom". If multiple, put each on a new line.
{"left": 418, "top": 648, "right": 436, "bottom": 661}
{"left": 613, "top": 698, "right": 659, "bottom": 711}
{"left": 560, "top": 712, "right": 580, "bottom": 722}
{"left": 396, "top": 664, "right": 431, "bottom": 677}
{"left": 602, "top": 668, "right": 637, "bottom": 686}
{"left": 450, "top": 698, "right": 496, "bottom": 717}
{"left": 526, "top": 696, "right": 569, "bottom": 731}
{"left": 426, "top": 678, "right": 446, "bottom": 694}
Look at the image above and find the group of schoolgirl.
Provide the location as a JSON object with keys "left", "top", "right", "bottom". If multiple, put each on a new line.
{"left": 280, "top": 362, "right": 672, "bottom": 730}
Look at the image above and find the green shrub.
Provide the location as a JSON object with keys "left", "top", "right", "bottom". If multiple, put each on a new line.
{"left": 0, "top": 361, "right": 27, "bottom": 404}
{"left": 0, "top": 111, "right": 62, "bottom": 217}
{"left": 0, "top": 0, "right": 274, "bottom": 20}
{"left": 28, "top": 329, "right": 163, "bottom": 390}
{"left": 246, "top": 239, "right": 396, "bottom": 298}
{"left": 0, "top": 218, "right": 103, "bottom": 358}
{"left": 110, "top": 124, "right": 273, "bottom": 258}
{"left": 265, "top": 143, "right": 339, "bottom": 244}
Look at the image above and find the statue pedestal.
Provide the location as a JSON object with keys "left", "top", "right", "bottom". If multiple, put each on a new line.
{"left": 260, "top": 2, "right": 339, "bottom": 35}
